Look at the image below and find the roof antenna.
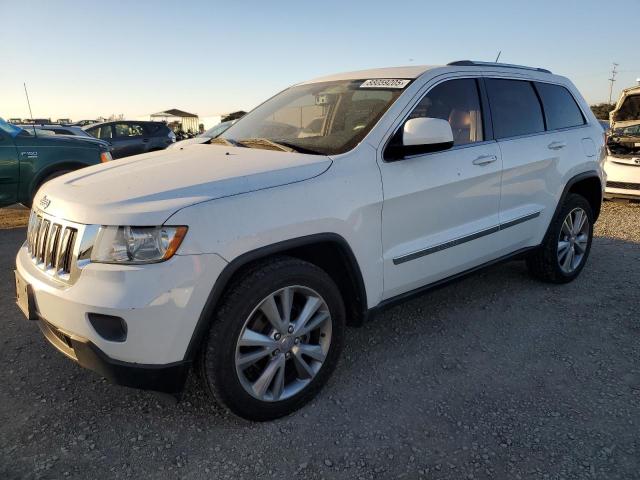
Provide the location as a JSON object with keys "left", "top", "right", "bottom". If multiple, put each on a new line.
{"left": 23, "top": 82, "right": 37, "bottom": 137}
{"left": 495, "top": 51, "right": 501, "bottom": 63}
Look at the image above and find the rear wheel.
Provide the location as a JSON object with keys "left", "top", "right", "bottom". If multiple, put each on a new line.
{"left": 526, "top": 193, "right": 594, "bottom": 283}
{"left": 198, "top": 256, "right": 345, "bottom": 421}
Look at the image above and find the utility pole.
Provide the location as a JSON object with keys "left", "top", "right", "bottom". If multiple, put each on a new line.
{"left": 608, "top": 63, "right": 619, "bottom": 104}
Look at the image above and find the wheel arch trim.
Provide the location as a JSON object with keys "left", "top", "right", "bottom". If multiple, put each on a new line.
{"left": 27, "top": 161, "right": 89, "bottom": 203}
{"left": 182, "top": 233, "right": 367, "bottom": 361}
{"left": 546, "top": 171, "right": 602, "bottom": 238}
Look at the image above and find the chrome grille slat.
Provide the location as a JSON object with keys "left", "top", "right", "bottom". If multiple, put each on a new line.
{"left": 25, "top": 210, "right": 83, "bottom": 284}
{"left": 55, "top": 228, "right": 71, "bottom": 273}
{"left": 38, "top": 220, "right": 50, "bottom": 263}
{"left": 44, "top": 224, "right": 60, "bottom": 268}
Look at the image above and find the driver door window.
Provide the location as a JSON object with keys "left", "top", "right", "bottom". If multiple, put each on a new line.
{"left": 408, "top": 78, "right": 484, "bottom": 145}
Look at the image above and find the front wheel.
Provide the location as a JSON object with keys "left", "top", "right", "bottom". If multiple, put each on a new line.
{"left": 526, "top": 193, "right": 594, "bottom": 283}
{"left": 198, "top": 257, "right": 345, "bottom": 421}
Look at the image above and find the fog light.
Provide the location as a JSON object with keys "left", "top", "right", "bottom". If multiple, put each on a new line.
{"left": 88, "top": 313, "right": 127, "bottom": 342}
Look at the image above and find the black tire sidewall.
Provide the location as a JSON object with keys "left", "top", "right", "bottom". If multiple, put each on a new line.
{"left": 546, "top": 193, "right": 594, "bottom": 282}
{"left": 201, "top": 258, "right": 345, "bottom": 421}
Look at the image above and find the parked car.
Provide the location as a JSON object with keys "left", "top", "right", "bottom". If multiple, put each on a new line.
{"left": 84, "top": 121, "right": 175, "bottom": 159}
{"left": 604, "top": 85, "right": 640, "bottom": 201}
{"left": 73, "top": 120, "right": 99, "bottom": 127}
{"left": 0, "top": 118, "right": 112, "bottom": 207}
{"left": 15, "top": 61, "right": 604, "bottom": 421}
{"left": 167, "top": 120, "right": 234, "bottom": 149}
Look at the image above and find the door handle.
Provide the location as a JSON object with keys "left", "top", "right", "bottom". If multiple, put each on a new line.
{"left": 547, "top": 141, "right": 566, "bottom": 150}
{"left": 472, "top": 154, "right": 497, "bottom": 166}
{"left": 142, "top": 138, "right": 150, "bottom": 143}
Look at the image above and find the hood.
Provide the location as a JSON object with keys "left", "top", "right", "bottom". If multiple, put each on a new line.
{"left": 34, "top": 144, "right": 332, "bottom": 225}
{"left": 15, "top": 132, "right": 109, "bottom": 150}
{"left": 610, "top": 90, "right": 640, "bottom": 130}
{"left": 57, "top": 134, "right": 111, "bottom": 149}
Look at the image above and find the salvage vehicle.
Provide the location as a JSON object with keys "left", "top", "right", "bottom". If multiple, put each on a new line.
{"left": 84, "top": 121, "right": 175, "bottom": 159}
{"left": 15, "top": 62, "right": 604, "bottom": 420}
{"left": 604, "top": 85, "right": 640, "bottom": 201}
{"left": 0, "top": 119, "right": 112, "bottom": 207}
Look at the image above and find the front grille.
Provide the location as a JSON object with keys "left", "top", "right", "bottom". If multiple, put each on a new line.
{"left": 607, "top": 181, "right": 640, "bottom": 191}
{"left": 26, "top": 210, "right": 78, "bottom": 282}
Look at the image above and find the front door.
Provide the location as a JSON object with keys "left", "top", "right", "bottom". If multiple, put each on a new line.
{"left": 378, "top": 78, "right": 503, "bottom": 299}
{"left": 0, "top": 130, "right": 20, "bottom": 206}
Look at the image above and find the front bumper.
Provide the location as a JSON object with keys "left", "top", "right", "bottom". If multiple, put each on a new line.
{"left": 38, "top": 317, "right": 189, "bottom": 393}
{"left": 604, "top": 155, "right": 640, "bottom": 200}
{"left": 16, "top": 242, "right": 227, "bottom": 368}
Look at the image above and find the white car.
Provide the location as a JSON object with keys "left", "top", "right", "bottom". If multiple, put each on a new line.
{"left": 15, "top": 61, "right": 605, "bottom": 420}
{"left": 604, "top": 85, "right": 640, "bottom": 201}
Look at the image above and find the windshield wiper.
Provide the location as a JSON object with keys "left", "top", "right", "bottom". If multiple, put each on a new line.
{"left": 271, "top": 140, "right": 323, "bottom": 155}
{"left": 239, "top": 138, "right": 323, "bottom": 155}
{"left": 209, "top": 137, "right": 246, "bottom": 147}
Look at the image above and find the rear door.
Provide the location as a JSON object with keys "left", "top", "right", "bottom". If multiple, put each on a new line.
{"left": 379, "top": 77, "right": 503, "bottom": 299}
{"left": 485, "top": 78, "right": 551, "bottom": 251}
{"left": 0, "top": 131, "right": 20, "bottom": 206}
{"left": 113, "top": 122, "right": 149, "bottom": 158}
{"left": 486, "top": 77, "right": 588, "bottom": 252}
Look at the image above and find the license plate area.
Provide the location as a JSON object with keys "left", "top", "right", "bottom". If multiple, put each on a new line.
{"left": 15, "top": 270, "right": 37, "bottom": 320}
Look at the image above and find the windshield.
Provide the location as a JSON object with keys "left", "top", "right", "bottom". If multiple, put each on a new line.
{"left": 0, "top": 118, "right": 25, "bottom": 138}
{"left": 220, "top": 79, "right": 409, "bottom": 155}
{"left": 199, "top": 120, "right": 233, "bottom": 138}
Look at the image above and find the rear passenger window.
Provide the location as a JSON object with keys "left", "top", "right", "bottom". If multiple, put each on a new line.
{"left": 408, "top": 78, "right": 483, "bottom": 145}
{"left": 535, "top": 83, "right": 585, "bottom": 130}
{"left": 115, "top": 123, "right": 145, "bottom": 137}
{"left": 485, "top": 79, "right": 545, "bottom": 139}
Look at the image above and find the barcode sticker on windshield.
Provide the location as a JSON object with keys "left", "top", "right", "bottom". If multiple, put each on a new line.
{"left": 360, "top": 79, "right": 411, "bottom": 89}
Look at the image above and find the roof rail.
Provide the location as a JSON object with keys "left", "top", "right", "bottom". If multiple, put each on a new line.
{"left": 447, "top": 60, "right": 552, "bottom": 74}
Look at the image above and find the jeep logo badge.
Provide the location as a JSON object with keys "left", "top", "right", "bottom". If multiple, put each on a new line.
{"left": 39, "top": 195, "right": 51, "bottom": 209}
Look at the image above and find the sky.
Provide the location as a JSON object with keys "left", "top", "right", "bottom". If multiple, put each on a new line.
{"left": 1, "top": 0, "right": 638, "bottom": 121}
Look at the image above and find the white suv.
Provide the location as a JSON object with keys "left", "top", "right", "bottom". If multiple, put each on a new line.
{"left": 15, "top": 61, "right": 605, "bottom": 420}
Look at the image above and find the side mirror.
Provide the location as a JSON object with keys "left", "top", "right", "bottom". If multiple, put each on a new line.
{"left": 385, "top": 117, "right": 454, "bottom": 161}
{"left": 403, "top": 118, "right": 453, "bottom": 147}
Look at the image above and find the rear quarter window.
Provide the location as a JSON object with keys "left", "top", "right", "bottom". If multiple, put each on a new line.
{"left": 145, "top": 123, "right": 164, "bottom": 135}
{"left": 485, "top": 79, "right": 545, "bottom": 139}
{"left": 535, "top": 82, "right": 585, "bottom": 130}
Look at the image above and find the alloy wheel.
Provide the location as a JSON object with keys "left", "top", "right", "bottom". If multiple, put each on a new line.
{"left": 557, "top": 207, "right": 590, "bottom": 274}
{"left": 234, "top": 286, "right": 332, "bottom": 402}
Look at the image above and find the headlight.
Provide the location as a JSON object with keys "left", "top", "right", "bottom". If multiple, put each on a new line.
{"left": 100, "top": 151, "right": 113, "bottom": 163}
{"left": 91, "top": 226, "right": 188, "bottom": 264}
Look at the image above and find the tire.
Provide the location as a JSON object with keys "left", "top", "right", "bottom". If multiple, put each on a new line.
{"left": 198, "top": 256, "right": 345, "bottom": 421}
{"left": 24, "top": 169, "right": 73, "bottom": 208}
{"left": 526, "top": 193, "right": 594, "bottom": 283}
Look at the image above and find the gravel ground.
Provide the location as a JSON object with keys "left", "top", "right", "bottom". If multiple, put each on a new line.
{"left": 0, "top": 206, "right": 29, "bottom": 230}
{"left": 1, "top": 202, "right": 639, "bottom": 479}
